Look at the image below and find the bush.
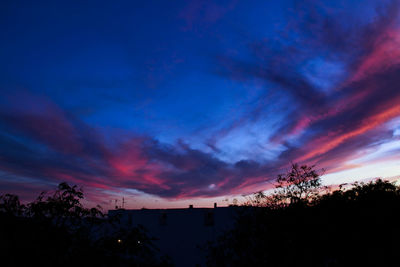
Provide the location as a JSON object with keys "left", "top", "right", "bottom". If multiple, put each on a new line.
{"left": 0, "top": 183, "right": 173, "bottom": 267}
{"left": 207, "top": 167, "right": 400, "bottom": 267}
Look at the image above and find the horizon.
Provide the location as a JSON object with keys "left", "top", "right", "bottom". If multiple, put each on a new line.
{"left": 1, "top": 0, "right": 400, "bottom": 210}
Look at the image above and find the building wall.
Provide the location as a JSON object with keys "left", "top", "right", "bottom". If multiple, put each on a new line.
{"left": 108, "top": 207, "right": 238, "bottom": 267}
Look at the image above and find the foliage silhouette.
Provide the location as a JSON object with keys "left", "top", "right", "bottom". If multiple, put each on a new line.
{"left": 0, "top": 182, "right": 173, "bottom": 267}
{"left": 206, "top": 165, "right": 400, "bottom": 267}
{"left": 244, "top": 163, "right": 325, "bottom": 208}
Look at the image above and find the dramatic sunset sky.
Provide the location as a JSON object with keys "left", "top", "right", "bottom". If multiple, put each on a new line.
{"left": 1, "top": 0, "right": 400, "bottom": 209}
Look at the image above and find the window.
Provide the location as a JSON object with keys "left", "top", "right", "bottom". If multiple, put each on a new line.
{"left": 159, "top": 212, "right": 167, "bottom": 226}
{"left": 204, "top": 211, "right": 214, "bottom": 226}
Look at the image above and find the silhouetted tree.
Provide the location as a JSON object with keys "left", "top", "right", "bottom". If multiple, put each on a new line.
{"left": 244, "top": 163, "right": 324, "bottom": 208}
{"left": 275, "top": 163, "right": 323, "bottom": 203}
{"left": 206, "top": 169, "right": 400, "bottom": 267}
{"left": 0, "top": 182, "right": 173, "bottom": 267}
{"left": 0, "top": 193, "right": 25, "bottom": 216}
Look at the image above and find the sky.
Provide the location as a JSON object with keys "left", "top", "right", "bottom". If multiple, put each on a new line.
{"left": 0, "top": 0, "right": 400, "bottom": 209}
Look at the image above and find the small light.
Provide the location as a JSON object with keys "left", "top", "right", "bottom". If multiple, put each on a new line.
{"left": 137, "top": 240, "right": 141, "bottom": 244}
{"left": 117, "top": 239, "right": 122, "bottom": 243}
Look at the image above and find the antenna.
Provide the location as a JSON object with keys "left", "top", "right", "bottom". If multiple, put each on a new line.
{"left": 122, "top": 197, "right": 126, "bottom": 209}
{"left": 115, "top": 199, "right": 118, "bottom": 209}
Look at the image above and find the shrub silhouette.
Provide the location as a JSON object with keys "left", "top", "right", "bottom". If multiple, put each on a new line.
{"left": 206, "top": 165, "right": 400, "bottom": 267}
{"left": 0, "top": 183, "right": 173, "bottom": 267}
{"left": 244, "top": 163, "right": 325, "bottom": 208}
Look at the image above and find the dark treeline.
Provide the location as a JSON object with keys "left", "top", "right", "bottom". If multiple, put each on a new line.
{"left": 206, "top": 164, "right": 400, "bottom": 267}
{"left": 0, "top": 183, "right": 172, "bottom": 267}
{"left": 1, "top": 165, "right": 399, "bottom": 267}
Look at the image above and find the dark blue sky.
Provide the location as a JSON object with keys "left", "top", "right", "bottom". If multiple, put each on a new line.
{"left": 1, "top": 0, "right": 400, "bottom": 209}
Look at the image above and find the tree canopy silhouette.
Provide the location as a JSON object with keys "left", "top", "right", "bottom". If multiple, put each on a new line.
{"left": 0, "top": 182, "right": 172, "bottom": 267}
{"left": 206, "top": 164, "right": 400, "bottom": 267}
{"left": 244, "top": 163, "right": 324, "bottom": 208}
